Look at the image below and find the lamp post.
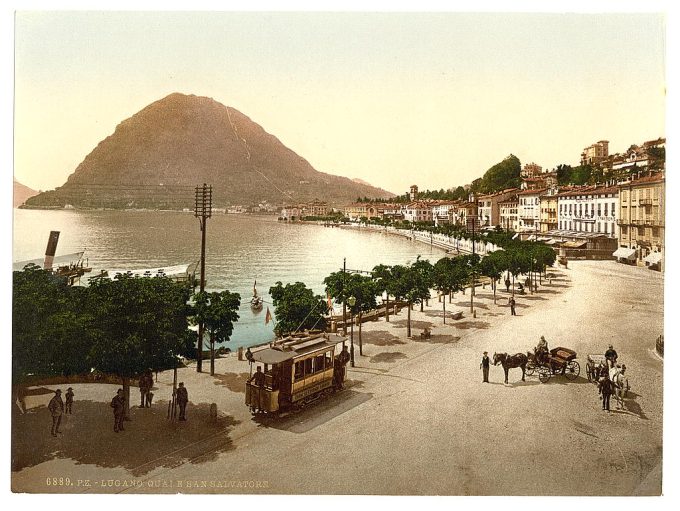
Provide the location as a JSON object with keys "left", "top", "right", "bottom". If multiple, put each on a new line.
{"left": 348, "top": 296, "right": 356, "bottom": 367}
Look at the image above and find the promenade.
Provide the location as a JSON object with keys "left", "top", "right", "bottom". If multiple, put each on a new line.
{"left": 11, "top": 261, "right": 664, "bottom": 495}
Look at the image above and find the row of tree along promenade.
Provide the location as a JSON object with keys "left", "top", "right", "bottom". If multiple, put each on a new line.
{"left": 13, "top": 229, "right": 555, "bottom": 419}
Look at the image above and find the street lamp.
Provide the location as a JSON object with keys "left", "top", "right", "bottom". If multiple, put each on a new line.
{"left": 348, "top": 296, "right": 356, "bottom": 367}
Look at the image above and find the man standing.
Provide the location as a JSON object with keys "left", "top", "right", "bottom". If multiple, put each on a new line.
{"left": 248, "top": 367, "right": 266, "bottom": 413}
{"left": 65, "top": 387, "right": 74, "bottom": 414}
{"left": 480, "top": 352, "right": 490, "bottom": 383}
{"left": 598, "top": 375, "right": 614, "bottom": 412}
{"left": 605, "top": 344, "right": 618, "bottom": 366}
{"left": 176, "top": 382, "right": 189, "bottom": 421}
{"left": 48, "top": 389, "right": 64, "bottom": 437}
{"left": 139, "top": 371, "right": 150, "bottom": 408}
{"left": 504, "top": 277, "right": 511, "bottom": 293}
{"left": 509, "top": 296, "right": 517, "bottom": 316}
{"left": 111, "top": 388, "right": 126, "bottom": 432}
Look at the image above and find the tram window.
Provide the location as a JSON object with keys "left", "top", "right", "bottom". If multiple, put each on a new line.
{"left": 325, "top": 351, "right": 333, "bottom": 368}
{"left": 305, "top": 358, "right": 313, "bottom": 375}
{"left": 315, "top": 355, "right": 325, "bottom": 372}
{"left": 294, "top": 361, "right": 304, "bottom": 380}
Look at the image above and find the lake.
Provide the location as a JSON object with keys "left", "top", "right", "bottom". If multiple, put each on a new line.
{"left": 13, "top": 209, "right": 446, "bottom": 349}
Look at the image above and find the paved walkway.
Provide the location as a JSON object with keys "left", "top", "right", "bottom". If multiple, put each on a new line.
{"left": 11, "top": 261, "right": 664, "bottom": 495}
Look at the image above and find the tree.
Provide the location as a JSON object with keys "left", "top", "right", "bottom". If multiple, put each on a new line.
{"left": 506, "top": 246, "right": 532, "bottom": 296}
{"left": 480, "top": 154, "right": 522, "bottom": 193}
{"left": 324, "top": 270, "right": 351, "bottom": 333}
{"left": 479, "top": 250, "right": 506, "bottom": 304}
{"left": 391, "top": 263, "right": 431, "bottom": 338}
{"left": 411, "top": 256, "right": 434, "bottom": 311}
{"left": 431, "top": 257, "right": 468, "bottom": 323}
{"left": 193, "top": 290, "right": 241, "bottom": 376}
{"left": 12, "top": 265, "right": 91, "bottom": 387}
{"left": 345, "top": 274, "right": 378, "bottom": 355}
{"left": 269, "top": 281, "right": 329, "bottom": 337}
{"left": 86, "top": 274, "right": 194, "bottom": 418}
{"left": 371, "top": 264, "right": 394, "bottom": 322}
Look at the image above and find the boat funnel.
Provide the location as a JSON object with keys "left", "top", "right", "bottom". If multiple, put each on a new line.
{"left": 44, "top": 231, "right": 60, "bottom": 270}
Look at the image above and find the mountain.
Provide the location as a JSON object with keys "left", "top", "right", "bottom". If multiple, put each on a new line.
{"left": 24, "top": 93, "right": 394, "bottom": 210}
{"left": 13, "top": 179, "right": 39, "bottom": 208}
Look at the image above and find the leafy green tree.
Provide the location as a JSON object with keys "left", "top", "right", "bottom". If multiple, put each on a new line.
{"left": 269, "top": 281, "right": 329, "bottom": 337}
{"left": 324, "top": 271, "right": 351, "bottom": 333}
{"left": 479, "top": 250, "right": 507, "bottom": 304}
{"left": 480, "top": 154, "right": 522, "bottom": 193}
{"left": 431, "top": 257, "right": 468, "bottom": 323}
{"left": 371, "top": 264, "right": 394, "bottom": 322}
{"left": 345, "top": 274, "right": 378, "bottom": 355}
{"left": 391, "top": 263, "right": 431, "bottom": 338}
{"left": 412, "top": 256, "right": 434, "bottom": 311}
{"left": 506, "top": 246, "right": 532, "bottom": 296}
{"left": 86, "top": 274, "right": 194, "bottom": 418}
{"left": 193, "top": 290, "right": 241, "bottom": 376}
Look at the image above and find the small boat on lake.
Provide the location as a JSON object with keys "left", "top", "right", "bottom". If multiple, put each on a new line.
{"left": 251, "top": 280, "right": 264, "bottom": 310}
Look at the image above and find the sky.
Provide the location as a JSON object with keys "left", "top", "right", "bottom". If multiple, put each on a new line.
{"left": 12, "top": 10, "right": 666, "bottom": 195}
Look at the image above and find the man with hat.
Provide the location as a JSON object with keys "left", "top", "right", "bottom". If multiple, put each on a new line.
{"left": 110, "top": 388, "right": 126, "bottom": 432}
{"left": 480, "top": 351, "right": 491, "bottom": 383}
{"left": 65, "top": 387, "right": 74, "bottom": 414}
{"left": 176, "top": 382, "right": 189, "bottom": 421}
{"left": 48, "top": 389, "right": 64, "bottom": 436}
{"left": 605, "top": 344, "right": 618, "bottom": 366}
{"left": 536, "top": 336, "right": 549, "bottom": 365}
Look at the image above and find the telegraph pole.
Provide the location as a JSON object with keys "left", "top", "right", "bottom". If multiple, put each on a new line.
{"left": 194, "top": 183, "right": 212, "bottom": 373}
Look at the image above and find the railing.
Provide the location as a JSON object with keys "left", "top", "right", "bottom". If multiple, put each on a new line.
{"left": 617, "top": 218, "right": 663, "bottom": 227}
{"left": 639, "top": 198, "right": 653, "bottom": 206}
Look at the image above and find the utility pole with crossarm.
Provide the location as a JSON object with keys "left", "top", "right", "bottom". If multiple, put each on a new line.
{"left": 194, "top": 183, "right": 212, "bottom": 373}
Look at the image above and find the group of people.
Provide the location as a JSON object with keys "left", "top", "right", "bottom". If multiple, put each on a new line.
{"left": 597, "top": 344, "right": 629, "bottom": 412}
{"left": 47, "top": 387, "right": 74, "bottom": 437}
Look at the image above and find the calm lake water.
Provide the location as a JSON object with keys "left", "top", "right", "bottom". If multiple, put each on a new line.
{"left": 13, "top": 209, "right": 445, "bottom": 348}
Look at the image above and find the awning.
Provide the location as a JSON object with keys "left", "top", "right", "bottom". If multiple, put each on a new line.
{"left": 252, "top": 348, "right": 296, "bottom": 364}
{"left": 612, "top": 247, "right": 636, "bottom": 260}
{"left": 643, "top": 252, "right": 662, "bottom": 264}
{"left": 562, "top": 241, "right": 587, "bottom": 248}
{"left": 544, "top": 239, "right": 562, "bottom": 245}
{"left": 527, "top": 235, "right": 537, "bottom": 241}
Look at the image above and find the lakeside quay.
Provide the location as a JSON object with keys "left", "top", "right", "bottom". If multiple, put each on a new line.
{"left": 11, "top": 260, "right": 663, "bottom": 495}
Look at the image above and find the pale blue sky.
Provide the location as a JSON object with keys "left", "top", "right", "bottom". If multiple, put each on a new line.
{"left": 14, "top": 11, "right": 666, "bottom": 194}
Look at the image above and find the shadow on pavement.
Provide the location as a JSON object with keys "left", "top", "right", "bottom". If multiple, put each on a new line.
{"left": 251, "top": 388, "right": 373, "bottom": 434}
{"left": 451, "top": 321, "right": 490, "bottom": 330}
{"left": 212, "top": 372, "right": 250, "bottom": 393}
{"left": 360, "top": 330, "right": 406, "bottom": 346}
{"left": 454, "top": 301, "right": 489, "bottom": 310}
{"left": 369, "top": 352, "right": 408, "bottom": 363}
{"left": 12, "top": 400, "right": 239, "bottom": 476}
{"left": 391, "top": 319, "right": 433, "bottom": 330}
{"left": 411, "top": 334, "right": 461, "bottom": 344}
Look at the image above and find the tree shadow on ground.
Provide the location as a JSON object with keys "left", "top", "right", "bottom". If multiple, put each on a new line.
{"left": 12, "top": 400, "right": 239, "bottom": 476}
{"left": 518, "top": 295, "right": 547, "bottom": 301}
{"left": 359, "top": 330, "right": 406, "bottom": 346}
{"left": 212, "top": 372, "right": 250, "bottom": 393}
{"left": 451, "top": 321, "right": 490, "bottom": 330}
{"left": 482, "top": 312, "right": 505, "bottom": 317}
{"left": 422, "top": 311, "right": 465, "bottom": 320}
{"left": 549, "top": 283, "right": 571, "bottom": 288}
{"left": 453, "top": 301, "right": 489, "bottom": 310}
{"left": 391, "top": 319, "right": 433, "bottom": 330}
{"left": 251, "top": 388, "right": 372, "bottom": 434}
{"left": 412, "top": 334, "right": 461, "bottom": 344}
{"left": 369, "top": 352, "right": 408, "bottom": 364}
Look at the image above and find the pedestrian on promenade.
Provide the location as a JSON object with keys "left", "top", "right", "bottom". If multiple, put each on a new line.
{"left": 48, "top": 389, "right": 64, "bottom": 437}
{"left": 605, "top": 344, "right": 618, "bottom": 366}
{"left": 480, "top": 352, "right": 490, "bottom": 383}
{"left": 65, "top": 387, "right": 74, "bottom": 414}
{"left": 139, "top": 370, "right": 153, "bottom": 408}
{"left": 111, "top": 388, "right": 126, "bottom": 432}
{"left": 504, "top": 277, "right": 510, "bottom": 293}
{"left": 176, "top": 382, "right": 189, "bottom": 421}
{"left": 598, "top": 375, "right": 614, "bottom": 412}
{"left": 509, "top": 296, "right": 517, "bottom": 316}
{"left": 248, "top": 367, "right": 266, "bottom": 413}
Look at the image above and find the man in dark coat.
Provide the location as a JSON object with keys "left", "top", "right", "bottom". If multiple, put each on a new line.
{"left": 480, "top": 352, "right": 490, "bottom": 383}
{"left": 605, "top": 344, "right": 618, "bottom": 366}
{"left": 110, "top": 389, "right": 126, "bottom": 432}
{"left": 598, "top": 375, "right": 614, "bottom": 412}
{"left": 48, "top": 389, "right": 64, "bottom": 436}
{"left": 65, "top": 387, "right": 74, "bottom": 414}
{"left": 176, "top": 382, "right": 189, "bottom": 421}
{"left": 505, "top": 277, "right": 511, "bottom": 293}
{"left": 509, "top": 296, "right": 517, "bottom": 316}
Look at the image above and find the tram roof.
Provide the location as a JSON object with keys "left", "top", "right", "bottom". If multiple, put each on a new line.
{"left": 252, "top": 334, "right": 345, "bottom": 364}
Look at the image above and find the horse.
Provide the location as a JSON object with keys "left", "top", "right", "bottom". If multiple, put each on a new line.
{"left": 493, "top": 352, "right": 528, "bottom": 384}
{"left": 611, "top": 367, "right": 630, "bottom": 410}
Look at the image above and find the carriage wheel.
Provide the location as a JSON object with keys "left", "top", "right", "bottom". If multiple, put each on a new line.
{"left": 526, "top": 362, "right": 535, "bottom": 376}
{"left": 585, "top": 362, "right": 593, "bottom": 382}
{"left": 538, "top": 366, "right": 551, "bottom": 383}
{"left": 565, "top": 361, "right": 580, "bottom": 380}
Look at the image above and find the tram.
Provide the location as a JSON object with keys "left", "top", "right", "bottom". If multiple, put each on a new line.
{"left": 245, "top": 333, "right": 348, "bottom": 414}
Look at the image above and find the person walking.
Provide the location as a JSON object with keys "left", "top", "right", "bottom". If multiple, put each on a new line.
{"left": 480, "top": 352, "right": 490, "bottom": 383}
{"left": 48, "top": 389, "right": 64, "bottom": 437}
{"left": 176, "top": 382, "right": 189, "bottom": 421}
{"left": 65, "top": 387, "right": 74, "bottom": 414}
{"left": 509, "top": 296, "right": 517, "bottom": 316}
{"left": 504, "top": 277, "right": 511, "bottom": 293}
{"left": 598, "top": 375, "right": 614, "bottom": 412}
{"left": 139, "top": 371, "right": 151, "bottom": 408}
{"left": 110, "top": 389, "right": 126, "bottom": 432}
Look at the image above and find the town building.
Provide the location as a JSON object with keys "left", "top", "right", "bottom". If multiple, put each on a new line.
{"left": 580, "top": 140, "right": 609, "bottom": 166}
{"left": 343, "top": 203, "right": 383, "bottom": 221}
{"left": 499, "top": 195, "right": 519, "bottom": 232}
{"left": 409, "top": 185, "right": 419, "bottom": 201}
{"left": 517, "top": 188, "right": 546, "bottom": 232}
{"left": 432, "top": 201, "right": 460, "bottom": 226}
{"left": 403, "top": 201, "right": 433, "bottom": 223}
{"left": 617, "top": 172, "right": 665, "bottom": 269}
{"left": 556, "top": 184, "right": 618, "bottom": 238}
{"left": 477, "top": 188, "right": 520, "bottom": 227}
{"left": 521, "top": 162, "right": 542, "bottom": 179}
{"left": 538, "top": 189, "right": 559, "bottom": 233}
{"left": 306, "top": 199, "right": 329, "bottom": 216}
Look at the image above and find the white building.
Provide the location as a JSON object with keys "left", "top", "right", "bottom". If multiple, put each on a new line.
{"left": 517, "top": 188, "right": 546, "bottom": 232}
{"left": 403, "top": 202, "right": 433, "bottom": 223}
{"left": 557, "top": 185, "right": 619, "bottom": 237}
{"left": 431, "top": 201, "right": 459, "bottom": 226}
{"left": 499, "top": 195, "right": 519, "bottom": 232}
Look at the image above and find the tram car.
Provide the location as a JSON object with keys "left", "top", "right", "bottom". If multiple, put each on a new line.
{"left": 245, "top": 333, "right": 348, "bottom": 414}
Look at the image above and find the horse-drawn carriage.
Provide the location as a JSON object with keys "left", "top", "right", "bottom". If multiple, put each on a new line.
{"left": 526, "top": 347, "right": 580, "bottom": 383}
{"left": 585, "top": 354, "right": 608, "bottom": 382}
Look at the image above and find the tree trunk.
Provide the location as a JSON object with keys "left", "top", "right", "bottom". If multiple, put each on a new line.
{"left": 443, "top": 297, "right": 446, "bottom": 324}
{"left": 407, "top": 302, "right": 412, "bottom": 338}
{"left": 512, "top": 274, "right": 515, "bottom": 297}
{"left": 385, "top": 296, "right": 390, "bottom": 322}
{"left": 420, "top": 300, "right": 424, "bottom": 312}
{"left": 122, "top": 376, "right": 131, "bottom": 420}
{"left": 493, "top": 278, "right": 497, "bottom": 304}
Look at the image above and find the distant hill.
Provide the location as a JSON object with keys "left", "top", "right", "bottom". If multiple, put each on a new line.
{"left": 24, "top": 93, "right": 394, "bottom": 210}
{"left": 13, "top": 179, "right": 39, "bottom": 208}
